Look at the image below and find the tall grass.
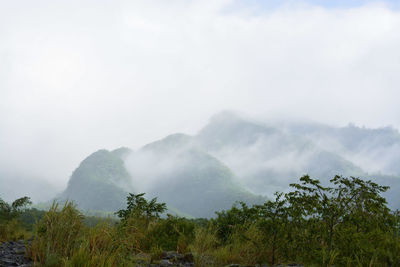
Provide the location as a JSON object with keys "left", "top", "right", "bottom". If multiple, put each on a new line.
{"left": 29, "top": 201, "right": 133, "bottom": 266}
{"left": 190, "top": 224, "right": 270, "bottom": 266}
{"left": 28, "top": 201, "right": 197, "bottom": 266}
{"left": 30, "top": 201, "right": 84, "bottom": 265}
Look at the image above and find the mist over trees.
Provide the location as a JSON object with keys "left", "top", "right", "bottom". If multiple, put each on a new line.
{"left": 47, "top": 112, "right": 400, "bottom": 217}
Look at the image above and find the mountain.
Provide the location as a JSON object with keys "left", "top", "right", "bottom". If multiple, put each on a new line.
{"left": 196, "top": 112, "right": 365, "bottom": 195}
{"left": 196, "top": 112, "right": 400, "bottom": 208}
{"left": 55, "top": 112, "right": 400, "bottom": 215}
{"left": 280, "top": 121, "right": 400, "bottom": 176}
{"left": 58, "top": 136, "right": 263, "bottom": 217}
{"left": 125, "top": 133, "right": 264, "bottom": 217}
{"left": 58, "top": 148, "right": 132, "bottom": 212}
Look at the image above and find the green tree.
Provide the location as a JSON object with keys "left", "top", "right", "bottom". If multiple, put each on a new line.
{"left": 0, "top": 196, "right": 32, "bottom": 222}
{"left": 116, "top": 193, "right": 166, "bottom": 222}
{"left": 214, "top": 201, "right": 258, "bottom": 243}
{"left": 286, "top": 175, "right": 394, "bottom": 265}
{"left": 254, "top": 192, "right": 288, "bottom": 265}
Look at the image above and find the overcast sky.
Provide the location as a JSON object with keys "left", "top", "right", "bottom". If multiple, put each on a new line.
{"left": 1, "top": 0, "right": 399, "bottom": 189}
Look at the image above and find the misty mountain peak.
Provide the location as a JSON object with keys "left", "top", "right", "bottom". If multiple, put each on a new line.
{"left": 197, "top": 111, "right": 278, "bottom": 150}
{"left": 111, "top": 147, "right": 132, "bottom": 159}
{"left": 208, "top": 110, "right": 242, "bottom": 122}
{"left": 46, "top": 111, "right": 400, "bottom": 216}
{"left": 142, "top": 133, "right": 193, "bottom": 153}
{"left": 339, "top": 124, "right": 400, "bottom": 147}
{"left": 59, "top": 149, "right": 132, "bottom": 211}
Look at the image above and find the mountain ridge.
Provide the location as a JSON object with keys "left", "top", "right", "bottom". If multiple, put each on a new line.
{"left": 54, "top": 112, "right": 400, "bottom": 215}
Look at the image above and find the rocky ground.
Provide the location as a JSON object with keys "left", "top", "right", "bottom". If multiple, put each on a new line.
{"left": 0, "top": 241, "right": 304, "bottom": 267}
{"left": 138, "top": 251, "right": 195, "bottom": 266}
{"left": 0, "top": 240, "right": 32, "bottom": 267}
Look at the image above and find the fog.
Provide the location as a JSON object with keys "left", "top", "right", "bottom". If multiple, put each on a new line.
{"left": 121, "top": 111, "right": 400, "bottom": 203}
{"left": 1, "top": 0, "right": 400, "bottom": 201}
{"left": 125, "top": 141, "right": 194, "bottom": 193}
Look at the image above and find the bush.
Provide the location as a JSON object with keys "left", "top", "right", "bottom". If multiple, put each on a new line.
{"left": 148, "top": 215, "right": 196, "bottom": 252}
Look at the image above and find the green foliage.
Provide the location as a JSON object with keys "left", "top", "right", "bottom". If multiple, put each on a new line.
{"left": 149, "top": 215, "right": 196, "bottom": 252}
{"left": 22, "top": 175, "right": 400, "bottom": 266}
{"left": 204, "top": 175, "right": 400, "bottom": 266}
{"left": 0, "top": 219, "right": 31, "bottom": 242}
{"left": 213, "top": 202, "right": 258, "bottom": 243}
{"left": 116, "top": 193, "right": 167, "bottom": 222}
{"left": 28, "top": 195, "right": 196, "bottom": 266}
{"left": 83, "top": 214, "right": 118, "bottom": 227}
{"left": 19, "top": 208, "right": 46, "bottom": 230}
{"left": 114, "top": 193, "right": 197, "bottom": 254}
{"left": 285, "top": 175, "right": 395, "bottom": 265}
{"left": 31, "top": 201, "right": 85, "bottom": 264}
{"left": 0, "top": 196, "right": 33, "bottom": 241}
{"left": 0, "top": 196, "right": 32, "bottom": 221}
{"left": 190, "top": 226, "right": 219, "bottom": 266}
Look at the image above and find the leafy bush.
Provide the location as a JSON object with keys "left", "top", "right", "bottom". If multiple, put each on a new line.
{"left": 148, "top": 215, "right": 196, "bottom": 252}
{"left": 115, "top": 193, "right": 167, "bottom": 222}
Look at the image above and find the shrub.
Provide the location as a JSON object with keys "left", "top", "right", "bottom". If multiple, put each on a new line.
{"left": 148, "top": 215, "right": 196, "bottom": 252}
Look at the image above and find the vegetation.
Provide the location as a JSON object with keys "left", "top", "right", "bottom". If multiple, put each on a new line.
{"left": 0, "top": 196, "right": 46, "bottom": 241}
{"left": 29, "top": 194, "right": 197, "bottom": 266}
{"left": 2, "top": 175, "right": 400, "bottom": 266}
{"left": 206, "top": 175, "right": 400, "bottom": 266}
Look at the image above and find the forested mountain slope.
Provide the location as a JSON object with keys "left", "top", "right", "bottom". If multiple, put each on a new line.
{"left": 56, "top": 112, "right": 400, "bottom": 215}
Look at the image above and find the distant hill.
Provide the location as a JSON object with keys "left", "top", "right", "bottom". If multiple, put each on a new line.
{"left": 58, "top": 148, "right": 132, "bottom": 212}
{"left": 196, "top": 112, "right": 365, "bottom": 195}
{"left": 125, "top": 133, "right": 264, "bottom": 218}
{"left": 54, "top": 112, "right": 400, "bottom": 215}
{"left": 280, "top": 120, "right": 400, "bottom": 176}
{"left": 58, "top": 138, "right": 263, "bottom": 217}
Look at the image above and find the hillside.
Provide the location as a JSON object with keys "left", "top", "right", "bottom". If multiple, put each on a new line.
{"left": 280, "top": 120, "right": 400, "bottom": 175}
{"left": 54, "top": 112, "right": 400, "bottom": 215}
{"left": 196, "top": 112, "right": 365, "bottom": 195}
{"left": 58, "top": 148, "right": 132, "bottom": 211}
{"left": 58, "top": 136, "right": 263, "bottom": 217}
{"left": 125, "top": 133, "right": 264, "bottom": 217}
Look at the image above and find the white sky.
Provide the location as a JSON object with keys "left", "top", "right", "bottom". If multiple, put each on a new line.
{"left": 0, "top": 0, "right": 399, "bottom": 189}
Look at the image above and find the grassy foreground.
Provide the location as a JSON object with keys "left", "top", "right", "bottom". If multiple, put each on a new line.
{"left": 1, "top": 175, "right": 400, "bottom": 266}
